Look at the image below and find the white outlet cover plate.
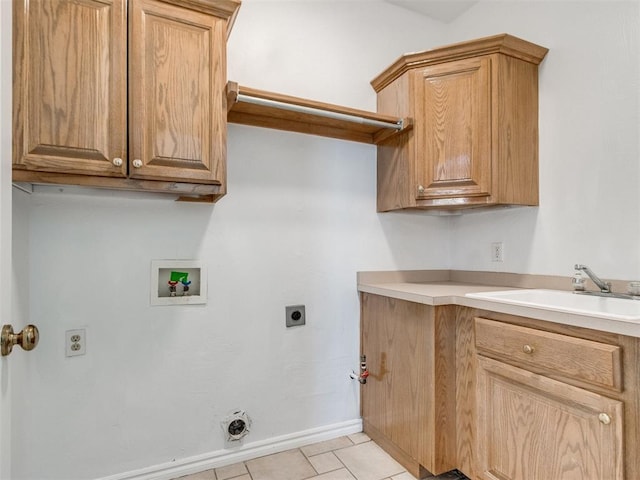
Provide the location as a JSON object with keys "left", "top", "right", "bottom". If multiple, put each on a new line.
{"left": 491, "top": 242, "right": 504, "bottom": 262}
{"left": 65, "top": 328, "right": 86, "bottom": 357}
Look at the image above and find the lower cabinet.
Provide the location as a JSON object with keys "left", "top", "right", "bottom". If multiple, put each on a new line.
{"left": 359, "top": 293, "right": 456, "bottom": 478}
{"left": 360, "top": 295, "right": 640, "bottom": 480}
{"left": 474, "top": 317, "right": 624, "bottom": 480}
{"left": 476, "top": 356, "right": 623, "bottom": 480}
{"left": 467, "top": 313, "right": 640, "bottom": 480}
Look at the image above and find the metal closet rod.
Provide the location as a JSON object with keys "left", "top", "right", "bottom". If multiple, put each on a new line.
{"left": 236, "top": 93, "right": 404, "bottom": 131}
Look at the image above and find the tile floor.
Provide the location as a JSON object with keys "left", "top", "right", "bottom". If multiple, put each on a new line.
{"left": 176, "top": 433, "right": 470, "bottom": 480}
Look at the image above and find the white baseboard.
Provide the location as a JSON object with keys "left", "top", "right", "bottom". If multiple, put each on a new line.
{"left": 98, "top": 418, "right": 363, "bottom": 480}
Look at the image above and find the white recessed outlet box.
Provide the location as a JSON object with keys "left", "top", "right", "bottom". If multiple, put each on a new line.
{"left": 151, "top": 260, "right": 207, "bottom": 306}
{"left": 66, "top": 329, "right": 86, "bottom": 357}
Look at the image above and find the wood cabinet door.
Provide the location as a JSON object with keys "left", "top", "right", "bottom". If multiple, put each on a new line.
{"left": 13, "top": 0, "right": 127, "bottom": 177}
{"left": 414, "top": 57, "right": 491, "bottom": 201}
{"left": 129, "top": 0, "right": 227, "bottom": 185}
{"left": 360, "top": 294, "right": 429, "bottom": 467}
{"left": 476, "top": 356, "right": 623, "bottom": 480}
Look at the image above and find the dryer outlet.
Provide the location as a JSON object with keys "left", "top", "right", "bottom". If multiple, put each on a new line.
{"left": 285, "top": 305, "right": 306, "bottom": 327}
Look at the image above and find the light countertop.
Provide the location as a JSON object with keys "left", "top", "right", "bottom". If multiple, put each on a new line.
{"left": 358, "top": 281, "right": 516, "bottom": 306}
{"left": 357, "top": 272, "right": 640, "bottom": 338}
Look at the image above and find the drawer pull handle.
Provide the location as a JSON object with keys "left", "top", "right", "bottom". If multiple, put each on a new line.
{"left": 523, "top": 344, "right": 534, "bottom": 354}
{"left": 599, "top": 413, "right": 611, "bottom": 425}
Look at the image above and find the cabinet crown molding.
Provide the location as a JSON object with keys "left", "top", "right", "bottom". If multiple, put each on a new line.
{"left": 161, "top": 0, "right": 241, "bottom": 34}
{"left": 371, "top": 33, "right": 549, "bottom": 92}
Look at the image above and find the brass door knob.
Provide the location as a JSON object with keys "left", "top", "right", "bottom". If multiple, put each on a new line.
{"left": 1, "top": 324, "right": 39, "bottom": 356}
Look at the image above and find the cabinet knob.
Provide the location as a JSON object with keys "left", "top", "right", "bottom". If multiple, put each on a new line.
{"left": 417, "top": 185, "right": 425, "bottom": 194}
{"left": 112, "top": 157, "right": 123, "bottom": 167}
{"left": 132, "top": 159, "right": 143, "bottom": 168}
{"left": 523, "top": 344, "right": 534, "bottom": 354}
{"left": 598, "top": 413, "right": 611, "bottom": 425}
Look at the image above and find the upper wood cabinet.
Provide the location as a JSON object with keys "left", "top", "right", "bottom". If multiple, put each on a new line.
{"left": 13, "top": 0, "right": 240, "bottom": 201}
{"left": 372, "top": 34, "right": 548, "bottom": 212}
{"left": 129, "top": 0, "right": 229, "bottom": 184}
{"left": 12, "top": 0, "right": 128, "bottom": 177}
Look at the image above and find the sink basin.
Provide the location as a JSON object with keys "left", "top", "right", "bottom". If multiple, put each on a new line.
{"left": 466, "top": 289, "right": 640, "bottom": 321}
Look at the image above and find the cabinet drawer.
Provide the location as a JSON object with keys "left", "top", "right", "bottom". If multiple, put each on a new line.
{"left": 475, "top": 317, "right": 622, "bottom": 391}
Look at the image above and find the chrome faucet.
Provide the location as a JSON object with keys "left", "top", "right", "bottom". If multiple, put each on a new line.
{"left": 574, "top": 264, "right": 611, "bottom": 293}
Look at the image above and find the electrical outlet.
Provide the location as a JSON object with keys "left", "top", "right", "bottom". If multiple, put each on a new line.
{"left": 491, "top": 242, "right": 504, "bottom": 262}
{"left": 285, "top": 305, "right": 306, "bottom": 327}
{"left": 65, "top": 329, "right": 86, "bottom": 357}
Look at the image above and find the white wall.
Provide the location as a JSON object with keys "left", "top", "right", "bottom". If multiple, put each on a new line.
{"left": 9, "top": 2, "right": 450, "bottom": 479}
{"left": 9, "top": 1, "right": 640, "bottom": 478}
{"left": 447, "top": 1, "right": 640, "bottom": 280}
{"left": 0, "top": 0, "right": 13, "bottom": 478}
{"left": 227, "top": 0, "right": 447, "bottom": 107}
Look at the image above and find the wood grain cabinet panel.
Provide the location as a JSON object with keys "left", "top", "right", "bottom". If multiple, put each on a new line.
{"left": 13, "top": 0, "right": 127, "bottom": 177}
{"left": 360, "top": 293, "right": 456, "bottom": 479}
{"left": 372, "top": 34, "right": 548, "bottom": 212}
{"left": 476, "top": 356, "right": 623, "bottom": 480}
{"left": 415, "top": 57, "right": 491, "bottom": 201}
{"left": 475, "top": 317, "right": 623, "bottom": 392}
{"left": 129, "top": 0, "right": 226, "bottom": 184}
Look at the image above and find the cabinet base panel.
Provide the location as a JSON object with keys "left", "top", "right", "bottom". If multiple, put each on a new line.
{"left": 13, "top": 169, "right": 224, "bottom": 203}
{"left": 363, "top": 420, "right": 430, "bottom": 480}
